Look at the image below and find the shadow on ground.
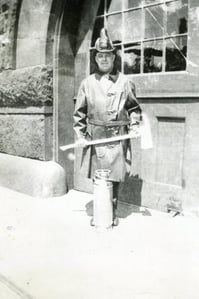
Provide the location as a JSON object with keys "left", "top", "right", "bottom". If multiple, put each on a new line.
{"left": 85, "top": 174, "right": 151, "bottom": 219}
{"left": 85, "top": 200, "right": 151, "bottom": 219}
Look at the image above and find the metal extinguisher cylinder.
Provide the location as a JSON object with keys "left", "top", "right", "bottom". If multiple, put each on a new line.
{"left": 93, "top": 169, "right": 113, "bottom": 229}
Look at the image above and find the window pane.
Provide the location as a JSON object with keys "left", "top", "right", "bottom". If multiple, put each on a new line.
{"left": 144, "top": 5, "right": 164, "bottom": 39}
{"left": 144, "top": 40, "right": 163, "bottom": 73}
{"left": 106, "top": 0, "right": 122, "bottom": 13}
{"left": 124, "top": 10, "right": 142, "bottom": 42}
{"left": 166, "top": 0, "right": 188, "bottom": 35}
{"left": 166, "top": 36, "right": 187, "bottom": 71}
{"left": 90, "top": 49, "right": 97, "bottom": 74}
{"left": 124, "top": 0, "right": 141, "bottom": 9}
{"left": 107, "top": 14, "right": 122, "bottom": 44}
{"left": 96, "top": 1, "right": 105, "bottom": 16}
{"left": 115, "top": 48, "right": 122, "bottom": 72}
{"left": 123, "top": 43, "right": 141, "bottom": 74}
{"left": 91, "top": 17, "right": 104, "bottom": 47}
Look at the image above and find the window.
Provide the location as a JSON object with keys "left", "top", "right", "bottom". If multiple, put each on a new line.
{"left": 91, "top": 0, "right": 188, "bottom": 75}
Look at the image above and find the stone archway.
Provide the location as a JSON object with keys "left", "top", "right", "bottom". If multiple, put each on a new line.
{"left": 48, "top": 0, "right": 100, "bottom": 190}
{"left": 0, "top": 0, "right": 67, "bottom": 197}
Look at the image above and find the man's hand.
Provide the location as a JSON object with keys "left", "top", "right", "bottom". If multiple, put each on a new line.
{"left": 75, "top": 137, "right": 89, "bottom": 148}
{"left": 129, "top": 125, "right": 140, "bottom": 139}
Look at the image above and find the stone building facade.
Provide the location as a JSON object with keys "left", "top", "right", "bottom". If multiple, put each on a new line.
{"left": 0, "top": 0, "right": 199, "bottom": 211}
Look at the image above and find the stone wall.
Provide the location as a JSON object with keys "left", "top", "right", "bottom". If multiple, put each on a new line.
{"left": 0, "top": 64, "right": 53, "bottom": 107}
{"left": 0, "top": 65, "right": 53, "bottom": 160}
{"left": 0, "top": 0, "right": 19, "bottom": 70}
{"left": 0, "top": 0, "right": 68, "bottom": 196}
{"left": 0, "top": 107, "right": 53, "bottom": 160}
{"left": 0, "top": 0, "right": 54, "bottom": 161}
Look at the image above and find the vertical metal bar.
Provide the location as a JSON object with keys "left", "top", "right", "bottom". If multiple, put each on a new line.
{"left": 52, "top": 9, "right": 64, "bottom": 162}
{"left": 121, "top": 0, "right": 125, "bottom": 73}
{"left": 104, "top": 0, "right": 107, "bottom": 28}
{"left": 141, "top": 2, "right": 144, "bottom": 74}
{"left": 162, "top": 0, "right": 167, "bottom": 72}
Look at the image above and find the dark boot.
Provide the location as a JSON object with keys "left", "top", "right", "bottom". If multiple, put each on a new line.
{"left": 112, "top": 182, "right": 120, "bottom": 226}
{"left": 112, "top": 198, "right": 119, "bottom": 226}
{"left": 90, "top": 218, "right": 95, "bottom": 226}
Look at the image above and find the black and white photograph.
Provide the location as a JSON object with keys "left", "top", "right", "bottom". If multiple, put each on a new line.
{"left": 0, "top": 0, "right": 199, "bottom": 298}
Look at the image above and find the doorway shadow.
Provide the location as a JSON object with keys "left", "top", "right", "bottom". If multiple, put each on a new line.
{"left": 85, "top": 174, "right": 152, "bottom": 218}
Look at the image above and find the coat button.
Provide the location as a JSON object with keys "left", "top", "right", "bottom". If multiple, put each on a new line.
{"left": 107, "top": 110, "right": 116, "bottom": 115}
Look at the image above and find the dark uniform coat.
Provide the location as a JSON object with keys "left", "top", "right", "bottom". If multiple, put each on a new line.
{"left": 74, "top": 71, "right": 141, "bottom": 182}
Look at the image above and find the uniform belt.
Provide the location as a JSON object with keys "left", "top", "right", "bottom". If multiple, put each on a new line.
{"left": 88, "top": 119, "right": 130, "bottom": 127}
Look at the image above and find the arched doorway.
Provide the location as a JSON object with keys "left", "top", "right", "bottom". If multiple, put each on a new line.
{"left": 50, "top": 0, "right": 100, "bottom": 191}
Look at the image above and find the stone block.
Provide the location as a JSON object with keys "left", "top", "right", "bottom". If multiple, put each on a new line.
{"left": 0, "top": 107, "right": 53, "bottom": 160}
{"left": 0, "top": 65, "right": 53, "bottom": 160}
{"left": 0, "top": 153, "right": 67, "bottom": 197}
{"left": 16, "top": 0, "right": 54, "bottom": 68}
{"left": 0, "top": 65, "right": 53, "bottom": 107}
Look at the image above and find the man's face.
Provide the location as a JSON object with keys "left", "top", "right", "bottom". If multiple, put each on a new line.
{"left": 95, "top": 52, "right": 115, "bottom": 74}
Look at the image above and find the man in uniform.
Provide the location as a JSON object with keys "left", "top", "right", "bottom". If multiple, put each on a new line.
{"left": 73, "top": 28, "right": 142, "bottom": 226}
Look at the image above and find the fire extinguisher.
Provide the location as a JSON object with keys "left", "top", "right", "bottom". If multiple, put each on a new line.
{"left": 91, "top": 169, "right": 113, "bottom": 230}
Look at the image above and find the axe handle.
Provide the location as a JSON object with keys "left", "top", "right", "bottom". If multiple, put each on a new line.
{"left": 59, "top": 133, "right": 136, "bottom": 151}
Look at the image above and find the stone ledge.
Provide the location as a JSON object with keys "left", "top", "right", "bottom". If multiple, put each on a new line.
{"left": 0, "top": 106, "right": 53, "bottom": 114}
{"left": 0, "top": 153, "right": 67, "bottom": 197}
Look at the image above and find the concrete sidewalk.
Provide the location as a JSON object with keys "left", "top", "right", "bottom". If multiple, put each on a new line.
{"left": 0, "top": 186, "right": 199, "bottom": 299}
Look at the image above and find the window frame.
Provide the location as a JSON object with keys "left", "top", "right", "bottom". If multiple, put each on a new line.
{"left": 90, "top": 0, "right": 189, "bottom": 76}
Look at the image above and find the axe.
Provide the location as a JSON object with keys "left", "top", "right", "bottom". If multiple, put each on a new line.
{"left": 60, "top": 113, "right": 153, "bottom": 151}
{"left": 60, "top": 133, "right": 136, "bottom": 151}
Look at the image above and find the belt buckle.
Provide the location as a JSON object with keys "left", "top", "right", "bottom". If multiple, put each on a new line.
{"left": 106, "top": 126, "right": 119, "bottom": 138}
